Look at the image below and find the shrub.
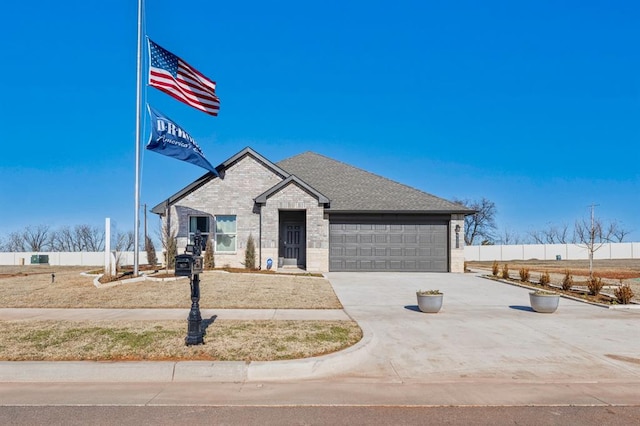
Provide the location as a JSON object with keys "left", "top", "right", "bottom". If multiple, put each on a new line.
{"left": 539, "top": 271, "right": 551, "bottom": 286}
{"left": 144, "top": 236, "right": 157, "bottom": 267}
{"left": 165, "top": 234, "right": 177, "bottom": 269}
{"left": 492, "top": 261, "right": 499, "bottom": 276}
{"left": 244, "top": 234, "right": 256, "bottom": 269}
{"left": 501, "top": 264, "right": 510, "bottom": 280}
{"left": 562, "top": 270, "right": 573, "bottom": 291}
{"left": 203, "top": 237, "right": 215, "bottom": 270}
{"left": 614, "top": 284, "right": 634, "bottom": 304}
{"left": 519, "top": 267, "right": 530, "bottom": 282}
{"left": 587, "top": 275, "right": 604, "bottom": 296}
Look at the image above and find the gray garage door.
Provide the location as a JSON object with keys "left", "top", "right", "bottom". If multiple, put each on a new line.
{"left": 329, "top": 215, "right": 449, "bottom": 272}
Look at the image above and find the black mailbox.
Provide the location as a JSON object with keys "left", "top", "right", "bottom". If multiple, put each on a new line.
{"left": 175, "top": 254, "right": 204, "bottom": 277}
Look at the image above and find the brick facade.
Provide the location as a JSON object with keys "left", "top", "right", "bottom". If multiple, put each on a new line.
{"left": 166, "top": 154, "right": 283, "bottom": 268}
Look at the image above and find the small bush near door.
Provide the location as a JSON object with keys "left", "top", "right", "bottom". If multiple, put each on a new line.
{"left": 204, "top": 238, "right": 215, "bottom": 270}
{"left": 244, "top": 234, "right": 256, "bottom": 269}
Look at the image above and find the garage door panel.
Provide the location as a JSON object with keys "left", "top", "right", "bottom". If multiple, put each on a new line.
{"left": 329, "top": 215, "right": 449, "bottom": 272}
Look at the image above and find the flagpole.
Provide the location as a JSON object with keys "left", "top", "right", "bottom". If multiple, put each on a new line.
{"left": 134, "top": 0, "right": 144, "bottom": 276}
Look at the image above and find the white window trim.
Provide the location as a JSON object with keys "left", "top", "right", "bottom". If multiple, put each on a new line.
{"left": 214, "top": 215, "right": 237, "bottom": 253}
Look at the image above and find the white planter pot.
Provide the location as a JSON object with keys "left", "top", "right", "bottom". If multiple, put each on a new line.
{"left": 416, "top": 293, "right": 443, "bottom": 313}
{"left": 529, "top": 292, "right": 560, "bottom": 313}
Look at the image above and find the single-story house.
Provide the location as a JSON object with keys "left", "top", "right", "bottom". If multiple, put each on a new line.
{"left": 151, "top": 147, "right": 474, "bottom": 273}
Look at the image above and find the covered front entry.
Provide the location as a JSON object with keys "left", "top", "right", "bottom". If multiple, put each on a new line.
{"left": 279, "top": 210, "right": 306, "bottom": 267}
{"left": 329, "top": 214, "right": 449, "bottom": 272}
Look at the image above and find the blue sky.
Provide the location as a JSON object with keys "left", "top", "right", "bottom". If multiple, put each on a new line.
{"left": 1, "top": 0, "right": 638, "bottom": 243}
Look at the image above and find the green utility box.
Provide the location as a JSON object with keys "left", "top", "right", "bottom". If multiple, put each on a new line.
{"left": 30, "top": 254, "right": 49, "bottom": 264}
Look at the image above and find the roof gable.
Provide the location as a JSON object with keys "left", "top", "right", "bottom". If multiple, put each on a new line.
{"left": 151, "top": 147, "right": 289, "bottom": 214}
{"left": 255, "top": 175, "right": 330, "bottom": 205}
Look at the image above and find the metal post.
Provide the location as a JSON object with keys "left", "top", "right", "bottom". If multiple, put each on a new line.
{"left": 185, "top": 230, "right": 204, "bottom": 346}
{"left": 133, "top": 0, "right": 144, "bottom": 277}
{"left": 185, "top": 273, "right": 204, "bottom": 345}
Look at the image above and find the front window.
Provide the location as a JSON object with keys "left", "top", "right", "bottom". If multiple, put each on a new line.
{"left": 215, "top": 215, "right": 237, "bottom": 252}
{"left": 189, "top": 216, "right": 210, "bottom": 248}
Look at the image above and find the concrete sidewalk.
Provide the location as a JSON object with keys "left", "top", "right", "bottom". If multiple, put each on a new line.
{"left": 1, "top": 272, "right": 639, "bottom": 407}
{"left": 0, "top": 308, "right": 350, "bottom": 321}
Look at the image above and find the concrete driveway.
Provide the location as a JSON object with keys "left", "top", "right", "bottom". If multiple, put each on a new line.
{"left": 326, "top": 272, "right": 640, "bottom": 383}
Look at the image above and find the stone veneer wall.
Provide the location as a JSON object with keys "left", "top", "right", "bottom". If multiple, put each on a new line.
{"left": 165, "top": 154, "right": 284, "bottom": 268}
{"left": 449, "top": 214, "right": 465, "bottom": 273}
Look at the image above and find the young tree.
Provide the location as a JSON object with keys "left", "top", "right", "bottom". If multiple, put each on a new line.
{"left": 244, "top": 234, "right": 256, "bottom": 269}
{"left": 203, "top": 236, "right": 215, "bottom": 270}
{"left": 452, "top": 198, "right": 497, "bottom": 245}
{"left": 145, "top": 235, "right": 158, "bottom": 267}
{"left": 161, "top": 221, "right": 177, "bottom": 271}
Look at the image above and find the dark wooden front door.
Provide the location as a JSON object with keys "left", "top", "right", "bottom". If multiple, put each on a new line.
{"left": 283, "top": 223, "right": 304, "bottom": 265}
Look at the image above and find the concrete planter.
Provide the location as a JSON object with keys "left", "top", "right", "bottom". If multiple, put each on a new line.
{"left": 416, "top": 292, "right": 443, "bottom": 313}
{"left": 529, "top": 291, "right": 560, "bottom": 313}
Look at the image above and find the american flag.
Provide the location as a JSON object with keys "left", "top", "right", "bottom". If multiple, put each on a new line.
{"left": 148, "top": 39, "right": 220, "bottom": 116}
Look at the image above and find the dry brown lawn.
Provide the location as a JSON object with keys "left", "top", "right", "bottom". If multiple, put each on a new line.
{"left": 0, "top": 266, "right": 358, "bottom": 361}
{"left": 0, "top": 319, "right": 362, "bottom": 361}
{"left": 0, "top": 267, "right": 342, "bottom": 309}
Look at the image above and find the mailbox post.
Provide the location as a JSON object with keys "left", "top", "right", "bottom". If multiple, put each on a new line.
{"left": 175, "top": 230, "right": 205, "bottom": 346}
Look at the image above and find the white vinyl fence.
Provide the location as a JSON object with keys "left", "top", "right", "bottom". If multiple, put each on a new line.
{"left": 0, "top": 252, "right": 149, "bottom": 266}
{"left": 464, "top": 242, "right": 640, "bottom": 262}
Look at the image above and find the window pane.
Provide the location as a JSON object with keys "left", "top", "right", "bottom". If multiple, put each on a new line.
{"left": 189, "top": 216, "right": 209, "bottom": 233}
{"left": 215, "top": 215, "right": 236, "bottom": 233}
{"left": 216, "top": 234, "right": 235, "bottom": 252}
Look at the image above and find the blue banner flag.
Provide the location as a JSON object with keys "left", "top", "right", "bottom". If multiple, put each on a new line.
{"left": 146, "top": 105, "right": 219, "bottom": 176}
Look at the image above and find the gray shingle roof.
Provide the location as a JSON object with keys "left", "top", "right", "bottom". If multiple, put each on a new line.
{"left": 277, "top": 152, "right": 471, "bottom": 213}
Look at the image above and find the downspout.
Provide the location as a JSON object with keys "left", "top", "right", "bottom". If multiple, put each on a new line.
{"left": 258, "top": 204, "right": 263, "bottom": 269}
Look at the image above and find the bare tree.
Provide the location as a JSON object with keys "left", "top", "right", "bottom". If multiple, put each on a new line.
{"left": 4, "top": 231, "right": 25, "bottom": 252}
{"left": 605, "top": 220, "right": 631, "bottom": 243}
{"left": 574, "top": 206, "right": 615, "bottom": 279}
{"left": 22, "top": 225, "right": 51, "bottom": 251}
{"left": 498, "top": 228, "right": 523, "bottom": 245}
{"left": 116, "top": 231, "right": 135, "bottom": 251}
{"left": 76, "top": 225, "right": 105, "bottom": 251}
{"left": 50, "top": 226, "right": 81, "bottom": 251}
{"left": 529, "top": 223, "right": 573, "bottom": 244}
{"left": 453, "top": 198, "right": 497, "bottom": 245}
{"left": 49, "top": 225, "right": 104, "bottom": 252}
